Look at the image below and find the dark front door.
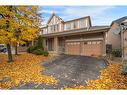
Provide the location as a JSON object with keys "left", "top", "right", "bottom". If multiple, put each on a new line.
{"left": 59, "top": 39, "right": 65, "bottom": 54}
{"left": 48, "top": 38, "right": 54, "bottom": 51}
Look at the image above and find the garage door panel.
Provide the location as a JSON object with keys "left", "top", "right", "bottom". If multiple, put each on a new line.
{"left": 65, "top": 42, "right": 80, "bottom": 55}
{"left": 83, "top": 41, "right": 102, "bottom": 56}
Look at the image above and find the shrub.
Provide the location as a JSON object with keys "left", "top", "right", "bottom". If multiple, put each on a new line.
{"left": 32, "top": 49, "right": 49, "bottom": 56}
{"left": 27, "top": 46, "right": 37, "bottom": 53}
{"left": 42, "top": 51, "right": 49, "bottom": 56}
{"left": 111, "top": 49, "right": 122, "bottom": 57}
{"left": 122, "top": 63, "right": 127, "bottom": 75}
{"left": 36, "top": 36, "right": 44, "bottom": 50}
{"left": 32, "top": 49, "right": 44, "bottom": 55}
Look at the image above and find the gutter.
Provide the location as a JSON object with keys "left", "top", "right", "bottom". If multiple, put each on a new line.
{"left": 43, "top": 27, "right": 110, "bottom": 37}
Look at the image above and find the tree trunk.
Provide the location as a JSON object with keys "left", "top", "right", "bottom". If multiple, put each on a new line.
{"left": 6, "top": 44, "right": 13, "bottom": 63}
{"left": 15, "top": 42, "right": 18, "bottom": 55}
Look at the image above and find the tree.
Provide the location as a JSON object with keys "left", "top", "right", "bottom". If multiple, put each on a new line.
{"left": 0, "top": 6, "right": 41, "bottom": 62}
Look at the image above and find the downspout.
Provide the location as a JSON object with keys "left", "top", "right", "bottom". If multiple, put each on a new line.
{"left": 120, "top": 24, "right": 125, "bottom": 59}
{"left": 123, "top": 30, "right": 124, "bottom": 58}
{"left": 120, "top": 22, "right": 127, "bottom": 62}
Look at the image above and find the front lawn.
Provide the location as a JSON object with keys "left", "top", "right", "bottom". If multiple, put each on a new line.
{"left": 0, "top": 53, "right": 57, "bottom": 89}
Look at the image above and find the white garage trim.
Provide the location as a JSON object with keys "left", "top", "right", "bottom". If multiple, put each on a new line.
{"left": 65, "top": 38, "right": 103, "bottom": 42}
{"left": 83, "top": 38, "right": 103, "bottom": 41}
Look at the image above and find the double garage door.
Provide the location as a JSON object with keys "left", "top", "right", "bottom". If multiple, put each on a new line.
{"left": 65, "top": 40, "right": 103, "bottom": 56}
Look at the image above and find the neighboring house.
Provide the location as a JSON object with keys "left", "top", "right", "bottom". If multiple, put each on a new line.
{"left": 109, "top": 16, "right": 127, "bottom": 59}
{"left": 41, "top": 13, "right": 110, "bottom": 57}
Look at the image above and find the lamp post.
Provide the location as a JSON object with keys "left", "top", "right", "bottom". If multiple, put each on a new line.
{"left": 120, "top": 22, "right": 127, "bottom": 63}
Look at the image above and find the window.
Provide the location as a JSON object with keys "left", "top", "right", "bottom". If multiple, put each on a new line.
{"left": 97, "top": 41, "right": 101, "bottom": 44}
{"left": 87, "top": 41, "right": 91, "bottom": 44}
{"left": 55, "top": 24, "right": 59, "bottom": 31}
{"left": 73, "top": 21, "right": 78, "bottom": 29}
{"left": 79, "top": 19, "right": 85, "bottom": 28}
{"left": 65, "top": 23, "right": 71, "bottom": 30}
{"left": 50, "top": 26, "right": 53, "bottom": 31}
{"left": 48, "top": 24, "right": 59, "bottom": 33}
{"left": 49, "top": 26, "right": 54, "bottom": 32}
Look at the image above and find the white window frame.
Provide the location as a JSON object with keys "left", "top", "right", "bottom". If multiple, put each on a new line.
{"left": 79, "top": 19, "right": 85, "bottom": 28}
{"left": 65, "top": 23, "right": 71, "bottom": 30}
{"left": 73, "top": 21, "right": 78, "bottom": 29}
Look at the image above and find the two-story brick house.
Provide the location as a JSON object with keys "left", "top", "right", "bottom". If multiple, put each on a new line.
{"left": 41, "top": 13, "right": 110, "bottom": 56}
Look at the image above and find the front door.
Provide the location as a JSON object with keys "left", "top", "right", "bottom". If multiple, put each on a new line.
{"left": 47, "top": 38, "right": 54, "bottom": 51}
{"left": 59, "top": 39, "right": 65, "bottom": 54}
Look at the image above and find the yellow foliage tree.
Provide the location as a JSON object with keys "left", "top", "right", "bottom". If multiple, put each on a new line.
{"left": 0, "top": 6, "right": 41, "bottom": 62}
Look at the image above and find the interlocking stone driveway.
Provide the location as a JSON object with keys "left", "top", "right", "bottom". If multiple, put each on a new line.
{"left": 11, "top": 55, "right": 107, "bottom": 89}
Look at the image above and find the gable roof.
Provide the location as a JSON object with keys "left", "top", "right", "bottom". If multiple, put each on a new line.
{"left": 111, "top": 16, "right": 127, "bottom": 26}
{"left": 64, "top": 16, "right": 92, "bottom": 27}
{"left": 46, "top": 13, "right": 92, "bottom": 26}
{"left": 47, "top": 13, "right": 64, "bottom": 24}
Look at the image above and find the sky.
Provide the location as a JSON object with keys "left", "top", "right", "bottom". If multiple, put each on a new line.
{"left": 40, "top": 6, "right": 127, "bottom": 26}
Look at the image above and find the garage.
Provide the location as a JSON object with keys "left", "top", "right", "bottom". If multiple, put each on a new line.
{"left": 65, "top": 42, "right": 81, "bottom": 55}
{"left": 65, "top": 40, "right": 103, "bottom": 56}
{"left": 83, "top": 40, "right": 103, "bottom": 56}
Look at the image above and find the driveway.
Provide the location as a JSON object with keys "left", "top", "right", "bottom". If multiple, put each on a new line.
{"left": 11, "top": 54, "right": 107, "bottom": 89}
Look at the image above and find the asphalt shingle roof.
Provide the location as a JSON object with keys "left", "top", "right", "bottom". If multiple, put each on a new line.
{"left": 112, "top": 16, "right": 127, "bottom": 25}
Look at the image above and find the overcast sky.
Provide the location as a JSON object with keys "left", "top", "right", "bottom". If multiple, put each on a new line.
{"left": 40, "top": 6, "right": 127, "bottom": 26}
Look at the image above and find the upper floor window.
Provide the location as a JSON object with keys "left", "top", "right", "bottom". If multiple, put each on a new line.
{"left": 48, "top": 24, "right": 59, "bottom": 33}
{"left": 54, "top": 24, "right": 59, "bottom": 31}
{"left": 79, "top": 19, "right": 86, "bottom": 28}
{"left": 65, "top": 23, "right": 71, "bottom": 30}
{"left": 73, "top": 21, "right": 78, "bottom": 29}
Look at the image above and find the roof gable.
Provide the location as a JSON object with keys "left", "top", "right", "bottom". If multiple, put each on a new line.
{"left": 47, "top": 13, "right": 64, "bottom": 25}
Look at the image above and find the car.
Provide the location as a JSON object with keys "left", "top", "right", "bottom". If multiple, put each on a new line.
{"left": 0, "top": 44, "right": 7, "bottom": 53}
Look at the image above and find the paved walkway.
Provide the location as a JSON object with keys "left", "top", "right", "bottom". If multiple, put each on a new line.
{"left": 11, "top": 55, "right": 107, "bottom": 89}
